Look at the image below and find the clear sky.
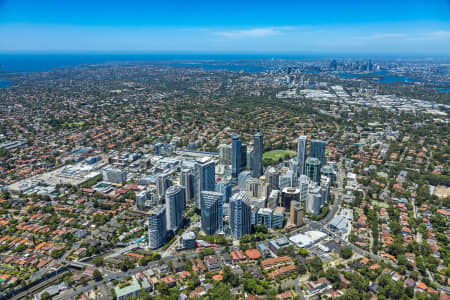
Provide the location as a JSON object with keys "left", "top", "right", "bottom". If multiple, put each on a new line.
{"left": 0, "top": 0, "right": 449, "bottom": 55}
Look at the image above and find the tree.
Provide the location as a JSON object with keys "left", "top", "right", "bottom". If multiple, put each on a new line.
{"left": 299, "top": 248, "right": 308, "bottom": 256}
{"left": 308, "top": 257, "right": 323, "bottom": 273}
{"left": 349, "top": 232, "right": 357, "bottom": 243}
{"left": 92, "top": 256, "right": 104, "bottom": 267}
{"left": 50, "top": 249, "right": 64, "bottom": 259}
{"left": 93, "top": 270, "right": 102, "bottom": 281}
{"left": 325, "top": 268, "right": 339, "bottom": 283}
{"left": 296, "top": 263, "right": 307, "bottom": 275}
{"left": 340, "top": 247, "right": 353, "bottom": 259}
{"left": 157, "top": 282, "right": 169, "bottom": 295}
{"left": 208, "top": 283, "right": 233, "bottom": 299}
{"left": 342, "top": 288, "right": 362, "bottom": 300}
{"left": 187, "top": 279, "right": 196, "bottom": 290}
{"left": 41, "top": 292, "right": 51, "bottom": 300}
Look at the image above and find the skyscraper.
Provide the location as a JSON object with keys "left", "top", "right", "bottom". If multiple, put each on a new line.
{"left": 266, "top": 166, "right": 280, "bottom": 191}
{"left": 230, "top": 191, "right": 252, "bottom": 239}
{"left": 297, "top": 135, "right": 307, "bottom": 175}
{"left": 246, "top": 149, "right": 253, "bottom": 170}
{"left": 218, "top": 143, "right": 232, "bottom": 165}
{"left": 148, "top": 206, "right": 167, "bottom": 249}
{"left": 298, "top": 174, "right": 310, "bottom": 203}
{"left": 256, "top": 208, "right": 272, "bottom": 228}
{"left": 240, "top": 143, "right": 247, "bottom": 172}
{"left": 165, "top": 185, "right": 185, "bottom": 231}
{"left": 310, "top": 140, "right": 326, "bottom": 166}
{"left": 215, "top": 178, "right": 232, "bottom": 203}
{"left": 200, "top": 191, "right": 223, "bottom": 235}
{"left": 306, "top": 184, "right": 322, "bottom": 215}
{"left": 157, "top": 172, "right": 172, "bottom": 198}
{"left": 281, "top": 187, "right": 300, "bottom": 210}
{"left": 305, "top": 157, "right": 321, "bottom": 183}
{"left": 289, "top": 201, "right": 304, "bottom": 227}
{"left": 252, "top": 130, "right": 263, "bottom": 178}
{"left": 193, "top": 158, "right": 216, "bottom": 209}
{"left": 232, "top": 133, "right": 242, "bottom": 178}
{"left": 180, "top": 168, "right": 194, "bottom": 206}
{"left": 321, "top": 165, "right": 336, "bottom": 186}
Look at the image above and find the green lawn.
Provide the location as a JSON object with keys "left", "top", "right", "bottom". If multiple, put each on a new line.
{"left": 263, "top": 150, "right": 296, "bottom": 165}
{"left": 371, "top": 200, "right": 389, "bottom": 208}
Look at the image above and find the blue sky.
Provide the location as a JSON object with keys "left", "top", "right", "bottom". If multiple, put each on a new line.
{"left": 0, "top": 0, "right": 449, "bottom": 54}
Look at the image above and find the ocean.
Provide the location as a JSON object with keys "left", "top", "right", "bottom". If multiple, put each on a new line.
{"left": 0, "top": 53, "right": 284, "bottom": 73}
{"left": 0, "top": 53, "right": 279, "bottom": 87}
{"left": 0, "top": 79, "right": 11, "bottom": 88}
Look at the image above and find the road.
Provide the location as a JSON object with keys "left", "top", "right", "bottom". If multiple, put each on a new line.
{"left": 321, "top": 157, "right": 345, "bottom": 225}
{"left": 10, "top": 270, "right": 70, "bottom": 300}
{"left": 30, "top": 243, "right": 75, "bottom": 282}
{"left": 54, "top": 251, "right": 201, "bottom": 300}
{"left": 293, "top": 276, "right": 307, "bottom": 300}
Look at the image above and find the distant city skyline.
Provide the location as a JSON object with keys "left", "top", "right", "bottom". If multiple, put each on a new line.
{"left": 0, "top": 0, "right": 449, "bottom": 54}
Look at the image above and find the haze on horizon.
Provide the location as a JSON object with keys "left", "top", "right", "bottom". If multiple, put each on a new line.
{"left": 0, "top": 0, "right": 449, "bottom": 55}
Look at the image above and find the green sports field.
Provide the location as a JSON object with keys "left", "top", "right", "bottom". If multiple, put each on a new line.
{"left": 263, "top": 150, "right": 296, "bottom": 165}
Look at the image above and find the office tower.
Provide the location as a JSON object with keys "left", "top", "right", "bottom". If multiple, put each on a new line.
{"left": 238, "top": 171, "right": 252, "bottom": 191}
{"left": 240, "top": 143, "right": 247, "bottom": 172}
{"left": 216, "top": 179, "right": 232, "bottom": 203}
{"left": 310, "top": 140, "right": 326, "bottom": 166}
{"left": 256, "top": 208, "right": 272, "bottom": 228}
{"left": 230, "top": 191, "right": 252, "bottom": 239}
{"left": 246, "top": 149, "right": 253, "bottom": 170}
{"left": 251, "top": 207, "right": 257, "bottom": 226}
{"left": 181, "top": 232, "right": 196, "bottom": 249}
{"left": 218, "top": 144, "right": 232, "bottom": 166}
{"left": 267, "top": 190, "right": 280, "bottom": 209}
{"left": 252, "top": 130, "right": 263, "bottom": 178}
{"left": 148, "top": 206, "right": 167, "bottom": 249}
{"left": 136, "top": 191, "right": 148, "bottom": 210}
{"left": 232, "top": 133, "right": 242, "bottom": 178}
{"left": 289, "top": 158, "right": 300, "bottom": 183}
{"left": 165, "top": 185, "right": 185, "bottom": 231}
{"left": 154, "top": 143, "right": 175, "bottom": 156}
{"left": 289, "top": 201, "right": 304, "bottom": 227}
{"left": 306, "top": 184, "right": 322, "bottom": 215}
{"left": 200, "top": 191, "right": 223, "bottom": 235}
{"left": 279, "top": 170, "right": 295, "bottom": 189}
{"left": 266, "top": 166, "right": 280, "bottom": 191}
{"left": 320, "top": 176, "right": 331, "bottom": 204}
{"left": 281, "top": 187, "right": 301, "bottom": 210}
{"left": 102, "top": 167, "right": 127, "bottom": 184}
{"left": 223, "top": 203, "right": 230, "bottom": 217}
{"left": 305, "top": 157, "right": 321, "bottom": 183}
{"left": 180, "top": 168, "right": 194, "bottom": 206}
{"left": 297, "top": 135, "right": 307, "bottom": 175}
{"left": 157, "top": 172, "right": 172, "bottom": 197}
{"left": 272, "top": 207, "right": 285, "bottom": 229}
{"left": 321, "top": 166, "right": 336, "bottom": 186}
{"left": 193, "top": 158, "right": 216, "bottom": 209}
{"left": 154, "top": 143, "right": 163, "bottom": 155}
{"left": 298, "top": 175, "right": 310, "bottom": 203}
{"left": 245, "top": 178, "right": 266, "bottom": 199}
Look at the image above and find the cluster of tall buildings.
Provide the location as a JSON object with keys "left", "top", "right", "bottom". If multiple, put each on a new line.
{"left": 148, "top": 183, "right": 186, "bottom": 249}
{"left": 295, "top": 137, "right": 334, "bottom": 215}
{"left": 148, "top": 131, "right": 335, "bottom": 249}
{"left": 231, "top": 131, "right": 264, "bottom": 180}
{"left": 149, "top": 157, "right": 216, "bottom": 249}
